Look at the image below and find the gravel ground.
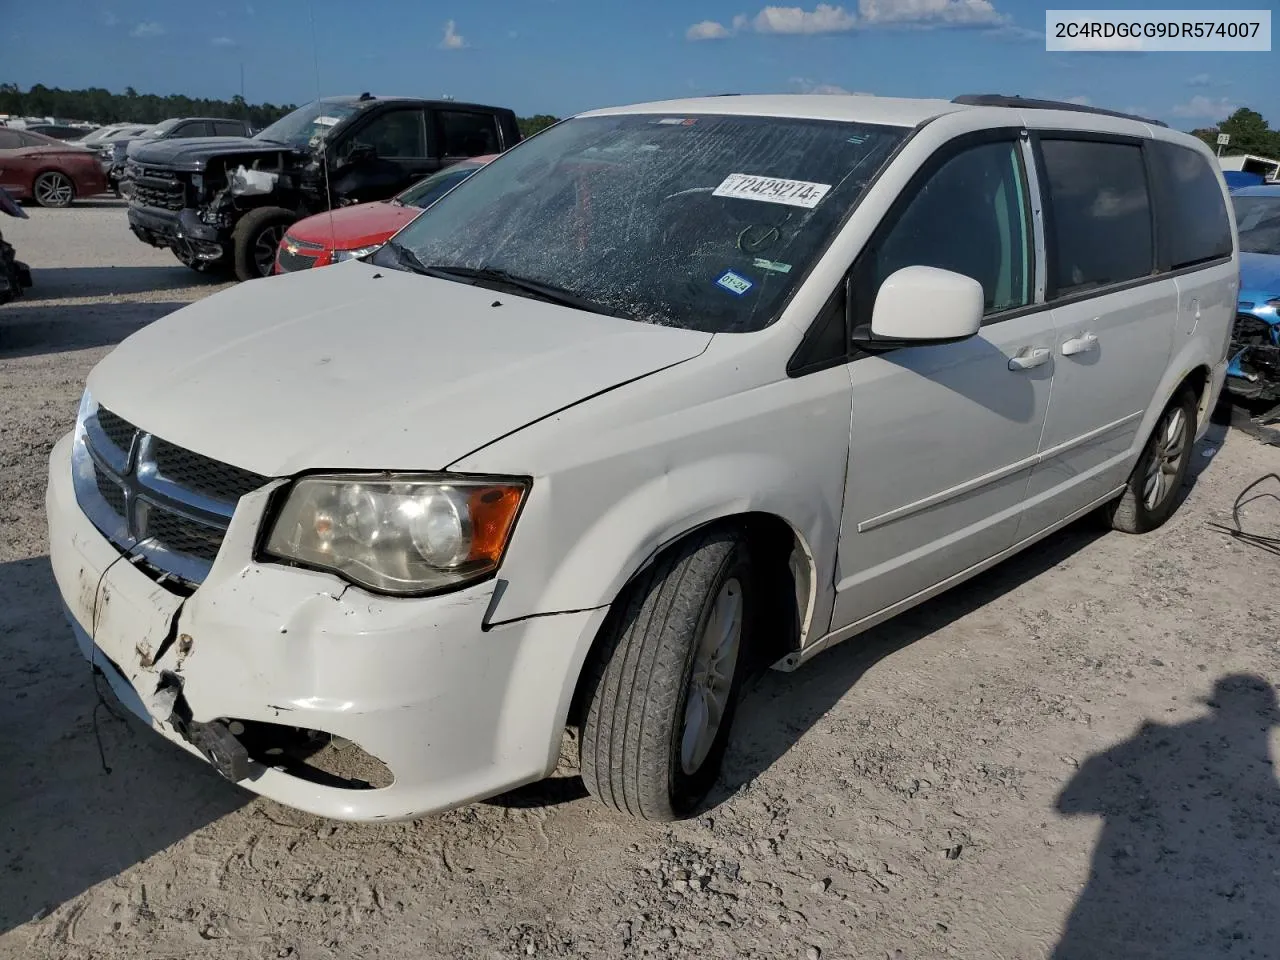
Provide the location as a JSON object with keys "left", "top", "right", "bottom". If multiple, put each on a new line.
{"left": 2, "top": 204, "right": 1280, "bottom": 960}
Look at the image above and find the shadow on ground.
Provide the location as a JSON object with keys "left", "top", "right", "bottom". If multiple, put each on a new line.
{"left": 1052, "top": 672, "right": 1280, "bottom": 959}
{"left": 0, "top": 557, "right": 246, "bottom": 935}
{"left": 25, "top": 265, "right": 224, "bottom": 300}
{"left": 0, "top": 300, "right": 187, "bottom": 359}
{"left": 717, "top": 423, "right": 1227, "bottom": 807}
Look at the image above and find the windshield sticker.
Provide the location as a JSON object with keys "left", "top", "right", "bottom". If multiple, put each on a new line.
{"left": 714, "top": 174, "right": 832, "bottom": 210}
{"left": 753, "top": 258, "right": 792, "bottom": 274}
{"left": 716, "top": 270, "right": 754, "bottom": 296}
{"left": 312, "top": 116, "right": 341, "bottom": 127}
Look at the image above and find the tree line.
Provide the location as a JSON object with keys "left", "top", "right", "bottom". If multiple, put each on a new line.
{"left": 0, "top": 83, "right": 560, "bottom": 138}
{"left": 1189, "top": 107, "right": 1280, "bottom": 160}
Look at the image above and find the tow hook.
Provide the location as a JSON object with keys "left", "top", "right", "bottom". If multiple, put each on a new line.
{"left": 158, "top": 671, "right": 251, "bottom": 782}
{"left": 183, "top": 720, "right": 252, "bottom": 783}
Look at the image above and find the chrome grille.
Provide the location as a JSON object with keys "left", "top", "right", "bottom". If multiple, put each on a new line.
{"left": 152, "top": 438, "right": 269, "bottom": 505}
{"left": 75, "top": 404, "right": 271, "bottom": 586}
{"left": 129, "top": 165, "right": 186, "bottom": 211}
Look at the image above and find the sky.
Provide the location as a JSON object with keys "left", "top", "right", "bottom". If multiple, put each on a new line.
{"left": 1, "top": 0, "right": 1275, "bottom": 132}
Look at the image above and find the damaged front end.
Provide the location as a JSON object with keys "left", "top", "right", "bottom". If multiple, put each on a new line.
{"left": 0, "top": 188, "right": 33, "bottom": 307}
{"left": 1226, "top": 309, "right": 1280, "bottom": 427}
{"left": 124, "top": 145, "right": 313, "bottom": 266}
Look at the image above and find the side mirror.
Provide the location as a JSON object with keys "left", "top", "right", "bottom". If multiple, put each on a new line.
{"left": 864, "top": 266, "right": 984, "bottom": 347}
{"left": 345, "top": 142, "right": 376, "bottom": 165}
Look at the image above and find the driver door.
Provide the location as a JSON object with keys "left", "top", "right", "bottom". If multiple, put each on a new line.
{"left": 331, "top": 106, "right": 439, "bottom": 204}
{"left": 831, "top": 132, "right": 1056, "bottom": 631}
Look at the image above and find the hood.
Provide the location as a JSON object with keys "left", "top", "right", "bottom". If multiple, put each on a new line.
{"left": 129, "top": 136, "right": 298, "bottom": 170}
{"left": 87, "top": 263, "right": 712, "bottom": 477}
{"left": 1240, "top": 252, "right": 1280, "bottom": 300}
{"left": 286, "top": 201, "right": 422, "bottom": 250}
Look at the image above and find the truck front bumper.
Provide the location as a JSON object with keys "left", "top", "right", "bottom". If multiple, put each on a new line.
{"left": 46, "top": 432, "right": 605, "bottom": 821}
{"left": 126, "top": 205, "right": 227, "bottom": 261}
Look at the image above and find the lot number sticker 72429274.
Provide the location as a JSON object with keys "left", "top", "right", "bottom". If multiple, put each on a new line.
{"left": 713, "top": 173, "right": 833, "bottom": 209}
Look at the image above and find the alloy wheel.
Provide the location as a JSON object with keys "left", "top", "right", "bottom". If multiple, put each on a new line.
{"left": 1142, "top": 406, "right": 1188, "bottom": 511}
{"left": 680, "top": 577, "right": 743, "bottom": 776}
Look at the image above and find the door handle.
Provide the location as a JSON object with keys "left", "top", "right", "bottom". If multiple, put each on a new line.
{"left": 1008, "top": 347, "right": 1051, "bottom": 371}
{"left": 1061, "top": 333, "right": 1099, "bottom": 357}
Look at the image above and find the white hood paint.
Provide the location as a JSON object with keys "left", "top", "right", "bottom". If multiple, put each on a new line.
{"left": 88, "top": 263, "right": 712, "bottom": 477}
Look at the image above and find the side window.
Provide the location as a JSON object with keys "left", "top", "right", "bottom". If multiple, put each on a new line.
{"left": 866, "top": 140, "right": 1032, "bottom": 316}
{"left": 213, "top": 121, "right": 245, "bottom": 137}
{"left": 0, "top": 130, "right": 22, "bottom": 149}
{"left": 1040, "top": 139, "right": 1153, "bottom": 297}
{"left": 438, "top": 111, "right": 500, "bottom": 158}
{"left": 174, "top": 122, "right": 207, "bottom": 137}
{"left": 355, "top": 109, "right": 428, "bottom": 159}
{"left": 1151, "top": 140, "right": 1233, "bottom": 268}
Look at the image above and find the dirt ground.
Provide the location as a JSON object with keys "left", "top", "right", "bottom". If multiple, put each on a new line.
{"left": 2, "top": 203, "right": 1280, "bottom": 960}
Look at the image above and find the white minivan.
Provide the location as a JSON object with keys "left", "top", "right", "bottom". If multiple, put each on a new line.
{"left": 47, "top": 94, "right": 1236, "bottom": 822}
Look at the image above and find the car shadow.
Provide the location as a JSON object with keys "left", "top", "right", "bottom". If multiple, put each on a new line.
{"left": 0, "top": 557, "right": 247, "bottom": 935}
{"left": 1051, "top": 672, "right": 1280, "bottom": 958}
{"left": 24, "top": 265, "right": 225, "bottom": 300}
{"left": 0, "top": 300, "right": 188, "bottom": 359}
{"left": 712, "top": 515, "right": 1112, "bottom": 808}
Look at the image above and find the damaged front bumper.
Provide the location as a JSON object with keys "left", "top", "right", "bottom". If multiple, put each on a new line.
{"left": 46, "top": 432, "right": 606, "bottom": 821}
{"left": 126, "top": 205, "right": 227, "bottom": 262}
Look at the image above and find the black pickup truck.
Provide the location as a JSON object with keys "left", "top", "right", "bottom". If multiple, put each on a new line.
{"left": 123, "top": 94, "right": 522, "bottom": 280}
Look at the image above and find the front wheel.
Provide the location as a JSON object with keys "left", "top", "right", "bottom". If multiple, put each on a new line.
{"left": 1106, "top": 388, "right": 1197, "bottom": 533}
{"left": 580, "top": 527, "right": 754, "bottom": 821}
{"left": 33, "top": 171, "right": 74, "bottom": 208}
{"left": 231, "top": 207, "right": 295, "bottom": 281}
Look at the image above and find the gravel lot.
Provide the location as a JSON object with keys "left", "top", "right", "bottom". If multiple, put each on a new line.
{"left": 2, "top": 203, "right": 1280, "bottom": 960}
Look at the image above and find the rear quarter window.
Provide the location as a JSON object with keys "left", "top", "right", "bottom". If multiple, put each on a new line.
{"left": 1040, "top": 138, "right": 1154, "bottom": 298}
{"left": 1150, "top": 140, "right": 1233, "bottom": 268}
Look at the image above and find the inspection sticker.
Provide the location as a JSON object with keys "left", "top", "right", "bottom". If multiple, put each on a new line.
{"left": 716, "top": 270, "right": 754, "bottom": 296}
{"left": 713, "top": 173, "right": 832, "bottom": 209}
{"left": 313, "top": 116, "right": 341, "bottom": 126}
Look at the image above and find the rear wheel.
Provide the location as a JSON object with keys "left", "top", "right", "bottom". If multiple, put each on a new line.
{"left": 1106, "top": 388, "right": 1197, "bottom": 533}
{"left": 580, "top": 527, "right": 754, "bottom": 821}
{"left": 33, "top": 171, "right": 74, "bottom": 208}
{"left": 231, "top": 207, "right": 295, "bottom": 281}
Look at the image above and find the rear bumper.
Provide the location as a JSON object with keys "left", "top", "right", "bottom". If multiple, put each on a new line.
{"left": 46, "top": 431, "right": 608, "bottom": 821}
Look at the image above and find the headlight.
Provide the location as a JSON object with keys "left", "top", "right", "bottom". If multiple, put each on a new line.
{"left": 330, "top": 244, "right": 383, "bottom": 263}
{"left": 263, "top": 474, "right": 528, "bottom": 596}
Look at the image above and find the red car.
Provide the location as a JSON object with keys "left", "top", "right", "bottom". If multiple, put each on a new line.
{"left": 0, "top": 128, "right": 109, "bottom": 208}
{"left": 276, "top": 156, "right": 495, "bottom": 274}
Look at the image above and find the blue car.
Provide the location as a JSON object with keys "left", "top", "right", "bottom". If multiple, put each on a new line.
{"left": 1228, "top": 184, "right": 1280, "bottom": 408}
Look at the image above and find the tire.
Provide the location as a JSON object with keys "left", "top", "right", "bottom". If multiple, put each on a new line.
{"left": 580, "top": 527, "right": 754, "bottom": 821}
{"left": 1106, "top": 388, "right": 1197, "bottom": 534}
{"left": 33, "top": 171, "right": 75, "bottom": 208}
{"left": 231, "top": 207, "right": 294, "bottom": 281}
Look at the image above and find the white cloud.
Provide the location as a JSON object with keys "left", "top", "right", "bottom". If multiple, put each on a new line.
{"left": 440, "top": 19, "right": 466, "bottom": 49}
{"left": 1187, "top": 73, "right": 1211, "bottom": 87}
{"left": 102, "top": 10, "right": 118, "bottom": 26}
{"left": 687, "top": 20, "right": 732, "bottom": 40}
{"left": 1171, "top": 95, "right": 1236, "bottom": 119}
{"left": 788, "top": 76, "right": 874, "bottom": 94}
{"left": 211, "top": 36, "right": 236, "bottom": 47}
{"left": 130, "top": 21, "right": 165, "bottom": 38}
{"left": 858, "top": 0, "right": 1003, "bottom": 26}
{"left": 753, "top": 4, "right": 858, "bottom": 34}
{"left": 685, "top": 0, "right": 1008, "bottom": 40}
{"left": 983, "top": 23, "right": 1042, "bottom": 41}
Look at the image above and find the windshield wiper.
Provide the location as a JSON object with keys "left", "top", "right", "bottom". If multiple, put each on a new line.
{"left": 417, "top": 264, "right": 634, "bottom": 320}
{"left": 382, "top": 239, "right": 436, "bottom": 276}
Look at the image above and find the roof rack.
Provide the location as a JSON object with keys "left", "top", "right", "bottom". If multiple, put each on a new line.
{"left": 952, "top": 94, "right": 1168, "bottom": 128}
